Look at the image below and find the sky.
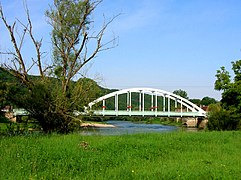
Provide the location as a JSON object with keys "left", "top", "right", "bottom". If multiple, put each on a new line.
{"left": 1, "top": 0, "right": 241, "bottom": 100}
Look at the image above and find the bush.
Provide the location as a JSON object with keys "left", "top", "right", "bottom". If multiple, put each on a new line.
{"left": 207, "top": 108, "right": 241, "bottom": 130}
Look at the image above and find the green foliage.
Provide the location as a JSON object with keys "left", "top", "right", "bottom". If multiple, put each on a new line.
{"left": 45, "top": 0, "right": 101, "bottom": 96}
{"left": 0, "top": 67, "right": 14, "bottom": 108}
{"left": 189, "top": 98, "right": 201, "bottom": 106}
{"left": 212, "top": 60, "right": 241, "bottom": 130}
{"left": 0, "top": 121, "right": 40, "bottom": 136}
{"left": 0, "top": 116, "right": 9, "bottom": 123}
{"left": 232, "top": 60, "right": 241, "bottom": 82}
{"left": 0, "top": 132, "right": 241, "bottom": 179}
{"left": 221, "top": 83, "right": 241, "bottom": 112}
{"left": 173, "top": 89, "right": 188, "bottom": 99}
{"left": 207, "top": 104, "right": 241, "bottom": 130}
{"left": 190, "top": 97, "right": 217, "bottom": 106}
{"left": 70, "top": 78, "right": 105, "bottom": 111}
{"left": 1, "top": 0, "right": 114, "bottom": 134}
{"left": 215, "top": 66, "right": 231, "bottom": 91}
{"left": 208, "top": 103, "right": 221, "bottom": 112}
{"left": 201, "top": 96, "right": 217, "bottom": 106}
{"left": 46, "top": 0, "right": 90, "bottom": 50}
{"left": 0, "top": 80, "right": 6, "bottom": 108}
{"left": 1, "top": 68, "right": 103, "bottom": 133}
{"left": 5, "top": 79, "right": 68, "bottom": 133}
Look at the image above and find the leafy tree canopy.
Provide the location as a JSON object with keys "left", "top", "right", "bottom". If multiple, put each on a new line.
{"left": 201, "top": 96, "right": 217, "bottom": 106}
{"left": 0, "top": 0, "right": 117, "bottom": 133}
{"left": 215, "top": 60, "right": 241, "bottom": 112}
{"left": 189, "top": 99, "right": 201, "bottom": 106}
{"left": 208, "top": 60, "right": 241, "bottom": 130}
{"left": 173, "top": 89, "right": 188, "bottom": 99}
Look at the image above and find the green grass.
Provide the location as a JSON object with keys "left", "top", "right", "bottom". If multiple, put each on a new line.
{"left": 0, "top": 131, "right": 240, "bottom": 179}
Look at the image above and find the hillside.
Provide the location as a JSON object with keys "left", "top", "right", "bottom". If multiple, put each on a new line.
{"left": 0, "top": 67, "right": 17, "bottom": 83}
{"left": 0, "top": 67, "right": 168, "bottom": 111}
{"left": 0, "top": 67, "right": 116, "bottom": 106}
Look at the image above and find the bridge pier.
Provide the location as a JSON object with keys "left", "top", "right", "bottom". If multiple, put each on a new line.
{"left": 178, "top": 117, "right": 208, "bottom": 128}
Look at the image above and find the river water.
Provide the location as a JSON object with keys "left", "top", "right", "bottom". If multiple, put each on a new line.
{"left": 80, "top": 120, "right": 177, "bottom": 136}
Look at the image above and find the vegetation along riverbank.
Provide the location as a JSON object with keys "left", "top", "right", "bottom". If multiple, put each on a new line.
{"left": 0, "top": 1, "right": 241, "bottom": 179}
{"left": 1, "top": 131, "right": 240, "bottom": 179}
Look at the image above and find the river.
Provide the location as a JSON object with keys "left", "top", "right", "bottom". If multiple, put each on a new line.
{"left": 80, "top": 120, "right": 177, "bottom": 135}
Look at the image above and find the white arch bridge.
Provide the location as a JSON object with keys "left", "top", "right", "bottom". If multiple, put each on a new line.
{"left": 86, "top": 88, "right": 206, "bottom": 118}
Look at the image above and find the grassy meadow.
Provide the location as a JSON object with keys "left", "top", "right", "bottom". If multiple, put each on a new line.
{"left": 0, "top": 131, "right": 241, "bottom": 179}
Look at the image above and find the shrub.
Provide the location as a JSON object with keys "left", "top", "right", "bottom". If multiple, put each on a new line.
{"left": 207, "top": 107, "right": 241, "bottom": 130}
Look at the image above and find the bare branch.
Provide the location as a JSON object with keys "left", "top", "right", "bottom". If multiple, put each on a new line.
{"left": 26, "top": 58, "right": 38, "bottom": 73}
{"left": 0, "top": 5, "right": 29, "bottom": 84}
{"left": 24, "top": 1, "right": 44, "bottom": 78}
{"left": 98, "top": 35, "right": 119, "bottom": 52}
{"left": 78, "top": 14, "right": 120, "bottom": 71}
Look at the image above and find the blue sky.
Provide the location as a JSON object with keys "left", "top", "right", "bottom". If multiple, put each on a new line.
{"left": 1, "top": 0, "right": 241, "bottom": 100}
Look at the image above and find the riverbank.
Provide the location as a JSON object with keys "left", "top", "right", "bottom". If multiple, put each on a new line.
{"left": 1, "top": 131, "right": 240, "bottom": 179}
{"left": 102, "top": 117, "right": 183, "bottom": 127}
{"left": 81, "top": 122, "right": 115, "bottom": 128}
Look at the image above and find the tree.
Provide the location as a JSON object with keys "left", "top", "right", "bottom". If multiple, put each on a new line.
{"left": 189, "top": 99, "right": 201, "bottom": 106}
{"left": 215, "top": 60, "right": 241, "bottom": 111}
{"left": 0, "top": 0, "right": 117, "bottom": 133}
{"left": 173, "top": 89, "right": 188, "bottom": 99}
{"left": 0, "top": 74, "right": 6, "bottom": 118}
{"left": 0, "top": 74, "right": 6, "bottom": 109}
{"left": 207, "top": 105, "right": 240, "bottom": 131}
{"left": 210, "top": 60, "right": 241, "bottom": 130}
{"left": 45, "top": 0, "right": 117, "bottom": 96}
{"left": 0, "top": 67, "right": 14, "bottom": 109}
{"left": 200, "top": 97, "right": 217, "bottom": 106}
{"left": 214, "top": 66, "right": 231, "bottom": 91}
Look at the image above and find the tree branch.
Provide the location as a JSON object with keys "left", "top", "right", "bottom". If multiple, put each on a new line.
{"left": 0, "top": 4, "right": 29, "bottom": 84}
{"left": 24, "top": 1, "right": 44, "bottom": 78}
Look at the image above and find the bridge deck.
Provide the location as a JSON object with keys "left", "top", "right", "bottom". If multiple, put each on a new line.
{"left": 91, "top": 110, "right": 206, "bottom": 117}
{"left": 12, "top": 109, "right": 206, "bottom": 118}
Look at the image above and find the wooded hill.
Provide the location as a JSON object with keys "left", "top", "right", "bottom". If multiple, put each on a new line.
{"left": 0, "top": 67, "right": 175, "bottom": 112}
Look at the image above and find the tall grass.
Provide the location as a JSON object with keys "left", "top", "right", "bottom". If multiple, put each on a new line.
{"left": 0, "top": 131, "right": 240, "bottom": 179}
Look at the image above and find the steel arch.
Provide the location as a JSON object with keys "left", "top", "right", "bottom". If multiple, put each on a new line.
{"left": 88, "top": 87, "right": 206, "bottom": 117}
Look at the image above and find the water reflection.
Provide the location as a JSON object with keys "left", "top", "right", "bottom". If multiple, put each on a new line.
{"left": 80, "top": 120, "right": 177, "bottom": 136}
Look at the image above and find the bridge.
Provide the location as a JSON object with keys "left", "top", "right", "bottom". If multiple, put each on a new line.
{"left": 11, "top": 88, "right": 206, "bottom": 119}
{"left": 87, "top": 88, "right": 206, "bottom": 118}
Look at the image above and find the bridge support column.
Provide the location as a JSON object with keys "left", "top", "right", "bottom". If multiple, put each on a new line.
{"left": 102, "top": 99, "right": 105, "bottom": 116}
{"left": 175, "top": 98, "right": 177, "bottom": 110}
{"left": 115, "top": 94, "right": 118, "bottom": 116}
{"left": 142, "top": 91, "right": 145, "bottom": 116}
{"left": 127, "top": 91, "right": 132, "bottom": 115}
{"left": 155, "top": 93, "right": 158, "bottom": 117}
{"left": 127, "top": 92, "right": 129, "bottom": 111}
{"left": 130, "top": 92, "right": 132, "bottom": 112}
{"left": 181, "top": 99, "right": 183, "bottom": 117}
{"left": 139, "top": 91, "right": 142, "bottom": 111}
{"left": 163, "top": 95, "right": 166, "bottom": 112}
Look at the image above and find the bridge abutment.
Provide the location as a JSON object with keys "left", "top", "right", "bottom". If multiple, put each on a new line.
{"left": 177, "top": 117, "right": 208, "bottom": 128}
